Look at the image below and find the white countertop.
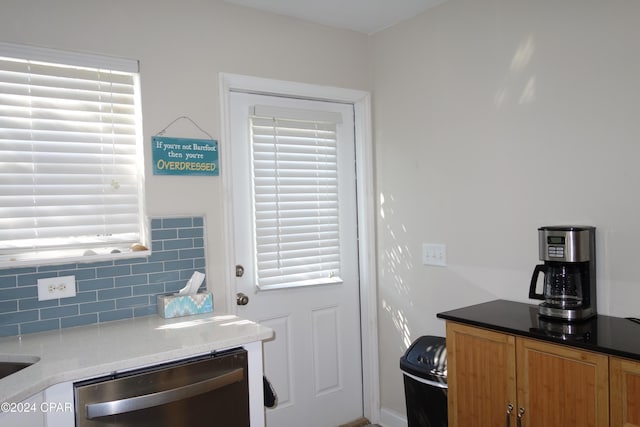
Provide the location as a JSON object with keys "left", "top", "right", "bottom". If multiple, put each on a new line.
{"left": 0, "top": 314, "right": 273, "bottom": 405}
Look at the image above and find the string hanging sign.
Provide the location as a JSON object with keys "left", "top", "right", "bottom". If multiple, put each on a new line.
{"left": 151, "top": 116, "right": 219, "bottom": 176}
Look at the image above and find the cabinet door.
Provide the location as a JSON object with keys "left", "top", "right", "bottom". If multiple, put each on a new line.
{"left": 446, "top": 322, "right": 517, "bottom": 427}
{"left": 610, "top": 357, "right": 640, "bottom": 427}
{"left": 0, "top": 392, "right": 45, "bottom": 427}
{"left": 516, "top": 338, "right": 609, "bottom": 427}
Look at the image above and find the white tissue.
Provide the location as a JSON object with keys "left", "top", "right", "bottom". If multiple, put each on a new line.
{"left": 177, "top": 271, "right": 206, "bottom": 295}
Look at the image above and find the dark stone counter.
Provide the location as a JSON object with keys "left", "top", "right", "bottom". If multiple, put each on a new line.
{"left": 437, "top": 299, "right": 640, "bottom": 361}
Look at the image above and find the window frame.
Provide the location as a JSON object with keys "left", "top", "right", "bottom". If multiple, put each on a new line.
{"left": 0, "top": 42, "right": 149, "bottom": 268}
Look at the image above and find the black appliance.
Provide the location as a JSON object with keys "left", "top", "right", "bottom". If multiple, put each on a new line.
{"left": 529, "top": 225, "right": 596, "bottom": 321}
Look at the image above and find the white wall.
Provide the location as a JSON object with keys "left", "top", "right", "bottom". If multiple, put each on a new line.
{"left": 372, "top": 0, "right": 640, "bottom": 416}
{"left": 0, "top": 0, "right": 371, "bottom": 310}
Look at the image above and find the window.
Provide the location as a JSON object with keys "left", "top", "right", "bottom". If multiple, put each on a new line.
{"left": 0, "top": 42, "right": 147, "bottom": 266}
{"left": 250, "top": 105, "right": 344, "bottom": 289}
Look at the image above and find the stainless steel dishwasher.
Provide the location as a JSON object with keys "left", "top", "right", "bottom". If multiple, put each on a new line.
{"left": 74, "top": 348, "right": 249, "bottom": 427}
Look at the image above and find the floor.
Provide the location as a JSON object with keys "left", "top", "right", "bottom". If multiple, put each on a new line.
{"left": 339, "top": 418, "right": 381, "bottom": 427}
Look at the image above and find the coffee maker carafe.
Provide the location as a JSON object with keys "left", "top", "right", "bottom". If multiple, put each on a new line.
{"left": 529, "top": 226, "right": 596, "bottom": 321}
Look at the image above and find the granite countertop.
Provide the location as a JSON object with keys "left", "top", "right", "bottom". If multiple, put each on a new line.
{"left": 0, "top": 313, "right": 273, "bottom": 405}
{"left": 437, "top": 299, "right": 640, "bottom": 362}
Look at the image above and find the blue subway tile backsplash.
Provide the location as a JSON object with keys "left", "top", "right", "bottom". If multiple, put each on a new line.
{"left": 0, "top": 217, "right": 207, "bottom": 337}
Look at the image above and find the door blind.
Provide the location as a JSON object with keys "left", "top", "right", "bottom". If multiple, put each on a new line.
{"left": 250, "top": 107, "right": 343, "bottom": 289}
{"left": 0, "top": 44, "right": 145, "bottom": 264}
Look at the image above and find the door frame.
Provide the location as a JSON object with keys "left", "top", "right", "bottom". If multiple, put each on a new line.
{"left": 219, "top": 73, "right": 380, "bottom": 423}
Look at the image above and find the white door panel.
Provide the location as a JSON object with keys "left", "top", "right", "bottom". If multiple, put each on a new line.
{"left": 229, "top": 91, "right": 363, "bottom": 427}
{"left": 260, "top": 315, "right": 293, "bottom": 407}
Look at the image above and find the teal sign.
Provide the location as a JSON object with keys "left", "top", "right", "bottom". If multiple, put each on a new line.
{"left": 152, "top": 136, "right": 218, "bottom": 176}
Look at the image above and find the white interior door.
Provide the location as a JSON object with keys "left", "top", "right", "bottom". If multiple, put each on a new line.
{"left": 229, "top": 91, "right": 363, "bottom": 427}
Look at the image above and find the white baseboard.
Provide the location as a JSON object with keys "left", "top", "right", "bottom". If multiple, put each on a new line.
{"left": 378, "top": 407, "right": 407, "bottom": 427}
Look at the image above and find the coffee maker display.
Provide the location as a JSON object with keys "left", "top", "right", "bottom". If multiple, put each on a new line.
{"left": 529, "top": 226, "right": 597, "bottom": 321}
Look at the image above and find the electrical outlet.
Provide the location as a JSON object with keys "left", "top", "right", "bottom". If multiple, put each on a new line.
{"left": 37, "top": 275, "right": 76, "bottom": 301}
{"left": 423, "top": 243, "right": 447, "bottom": 267}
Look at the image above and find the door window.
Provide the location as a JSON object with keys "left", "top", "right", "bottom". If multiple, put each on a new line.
{"left": 249, "top": 105, "right": 345, "bottom": 290}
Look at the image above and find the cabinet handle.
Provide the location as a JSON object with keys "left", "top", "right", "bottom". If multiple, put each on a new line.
{"left": 517, "top": 407, "right": 525, "bottom": 427}
{"left": 506, "top": 403, "right": 514, "bottom": 427}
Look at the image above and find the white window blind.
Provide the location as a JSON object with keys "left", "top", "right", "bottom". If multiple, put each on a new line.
{"left": 0, "top": 43, "right": 147, "bottom": 265}
{"left": 250, "top": 105, "right": 344, "bottom": 289}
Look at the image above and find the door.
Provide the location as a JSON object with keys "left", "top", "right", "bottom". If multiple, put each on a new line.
{"left": 516, "top": 337, "right": 609, "bottom": 427}
{"left": 446, "top": 322, "right": 517, "bottom": 427}
{"left": 229, "top": 91, "right": 363, "bottom": 427}
{"left": 610, "top": 357, "right": 640, "bottom": 427}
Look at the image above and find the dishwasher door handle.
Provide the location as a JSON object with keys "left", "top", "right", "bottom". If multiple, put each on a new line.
{"left": 85, "top": 368, "right": 244, "bottom": 420}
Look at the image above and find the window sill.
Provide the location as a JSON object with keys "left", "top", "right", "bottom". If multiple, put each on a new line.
{"left": 0, "top": 249, "right": 152, "bottom": 270}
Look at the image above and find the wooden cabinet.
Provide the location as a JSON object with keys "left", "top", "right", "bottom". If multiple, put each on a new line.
{"left": 516, "top": 337, "right": 609, "bottom": 427}
{"left": 446, "top": 322, "right": 609, "bottom": 427}
{"left": 610, "top": 357, "right": 640, "bottom": 427}
{"left": 446, "top": 322, "right": 516, "bottom": 427}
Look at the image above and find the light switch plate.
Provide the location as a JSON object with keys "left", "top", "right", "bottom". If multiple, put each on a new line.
{"left": 37, "top": 275, "right": 76, "bottom": 301}
{"left": 423, "top": 243, "right": 447, "bottom": 267}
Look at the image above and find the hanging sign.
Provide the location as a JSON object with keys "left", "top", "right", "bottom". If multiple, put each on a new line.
{"left": 152, "top": 136, "right": 219, "bottom": 176}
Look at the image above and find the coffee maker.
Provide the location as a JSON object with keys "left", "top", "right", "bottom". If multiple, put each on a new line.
{"left": 529, "top": 226, "right": 596, "bottom": 321}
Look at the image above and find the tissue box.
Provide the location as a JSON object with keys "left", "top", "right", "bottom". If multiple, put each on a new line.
{"left": 157, "top": 292, "right": 213, "bottom": 319}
